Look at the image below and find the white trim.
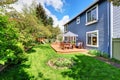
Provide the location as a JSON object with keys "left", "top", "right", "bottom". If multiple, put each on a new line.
{"left": 86, "top": 30, "right": 99, "bottom": 47}
{"left": 86, "top": 4, "right": 98, "bottom": 26}
{"left": 64, "top": 25, "right": 68, "bottom": 33}
{"left": 85, "top": 20, "right": 98, "bottom": 25}
{"left": 110, "top": 2, "right": 113, "bottom": 58}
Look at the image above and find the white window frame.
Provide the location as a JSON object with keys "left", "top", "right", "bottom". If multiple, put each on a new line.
{"left": 86, "top": 30, "right": 99, "bottom": 47}
{"left": 86, "top": 4, "right": 98, "bottom": 25}
{"left": 76, "top": 16, "right": 80, "bottom": 24}
{"left": 64, "top": 24, "right": 68, "bottom": 33}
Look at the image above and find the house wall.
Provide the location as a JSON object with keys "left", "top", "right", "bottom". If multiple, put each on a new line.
{"left": 66, "top": 0, "right": 110, "bottom": 54}
{"left": 112, "top": 4, "right": 120, "bottom": 59}
{"left": 113, "top": 6, "right": 120, "bottom": 38}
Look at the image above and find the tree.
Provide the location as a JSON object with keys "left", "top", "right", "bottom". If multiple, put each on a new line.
{"left": 15, "top": 13, "right": 40, "bottom": 47}
{"left": 47, "top": 25, "right": 61, "bottom": 39}
{"left": 0, "top": 15, "right": 25, "bottom": 65}
{"left": 109, "top": 0, "right": 120, "bottom": 6}
{"left": 47, "top": 17, "right": 53, "bottom": 26}
{"left": 0, "top": 0, "right": 18, "bottom": 5}
{"left": 36, "top": 3, "right": 48, "bottom": 26}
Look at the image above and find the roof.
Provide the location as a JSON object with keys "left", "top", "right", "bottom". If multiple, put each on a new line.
{"left": 64, "top": 0, "right": 99, "bottom": 26}
{"left": 63, "top": 31, "right": 78, "bottom": 37}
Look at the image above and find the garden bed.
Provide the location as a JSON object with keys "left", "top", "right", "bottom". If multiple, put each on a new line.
{"left": 48, "top": 58, "right": 74, "bottom": 69}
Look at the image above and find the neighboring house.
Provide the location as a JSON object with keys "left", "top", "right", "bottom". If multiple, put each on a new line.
{"left": 64, "top": 0, "right": 120, "bottom": 60}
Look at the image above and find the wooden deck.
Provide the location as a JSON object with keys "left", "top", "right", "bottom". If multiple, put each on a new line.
{"left": 51, "top": 43, "right": 88, "bottom": 54}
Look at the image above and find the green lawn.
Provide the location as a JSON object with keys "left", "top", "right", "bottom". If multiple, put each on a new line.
{"left": 0, "top": 44, "right": 120, "bottom": 80}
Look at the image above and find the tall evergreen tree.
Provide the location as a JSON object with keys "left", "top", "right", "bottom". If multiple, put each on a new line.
{"left": 47, "top": 17, "right": 53, "bottom": 26}
{"left": 36, "top": 3, "right": 48, "bottom": 26}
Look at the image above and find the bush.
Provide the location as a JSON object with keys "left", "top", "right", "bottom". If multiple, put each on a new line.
{"left": 100, "top": 52, "right": 109, "bottom": 58}
{"left": 0, "top": 15, "right": 26, "bottom": 65}
{"left": 88, "top": 49, "right": 109, "bottom": 58}
{"left": 50, "top": 58, "right": 74, "bottom": 68}
{"left": 88, "top": 49, "right": 101, "bottom": 56}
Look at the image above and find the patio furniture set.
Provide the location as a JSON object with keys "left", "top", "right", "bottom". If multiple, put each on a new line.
{"left": 60, "top": 41, "right": 83, "bottom": 50}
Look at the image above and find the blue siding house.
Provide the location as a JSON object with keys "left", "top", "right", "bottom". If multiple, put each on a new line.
{"left": 64, "top": 0, "right": 120, "bottom": 59}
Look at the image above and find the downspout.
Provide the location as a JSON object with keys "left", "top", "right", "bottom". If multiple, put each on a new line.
{"left": 110, "top": 2, "right": 113, "bottom": 58}
{"left": 107, "top": 1, "right": 111, "bottom": 58}
{"left": 107, "top": 1, "right": 113, "bottom": 58}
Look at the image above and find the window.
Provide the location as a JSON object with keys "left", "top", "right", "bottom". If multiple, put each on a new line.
{"left": 86, "top": 5, "right": 98, "bottom": 25}
{"left": 86, "top": 30, "right": 99, "bottom": 47}
{"left": 64, "top": 24, "right": 68, "bottom": 32}
{"left": 76, "top": 16, "right": 80, "bottom": 24}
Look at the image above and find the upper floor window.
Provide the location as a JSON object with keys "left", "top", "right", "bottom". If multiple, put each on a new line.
{"left": 64, "top": 24, "right": 68, "bottom": 33}
{"left": 76, "top": 16, "right": 80, "bottom": 24}
{"left": 86, "top": 5, "right": 98, "bottom": 25}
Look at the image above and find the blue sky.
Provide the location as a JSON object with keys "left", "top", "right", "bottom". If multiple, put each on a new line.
{"left": 45, "top": 0, "right": 95, "bottom": 20}
{"left": 11, "top": 0, "right": 95, "bottom": 31}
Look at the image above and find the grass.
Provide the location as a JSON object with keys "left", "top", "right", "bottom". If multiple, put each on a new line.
{"left": 0, "top": 44, "right": 120, "bottom": 80}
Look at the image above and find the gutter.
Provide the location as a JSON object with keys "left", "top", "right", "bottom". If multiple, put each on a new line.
{"left": 64, "top": 0, "right": 99, "bottom": 26}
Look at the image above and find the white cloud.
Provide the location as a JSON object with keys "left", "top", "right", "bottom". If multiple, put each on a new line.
{"left": 37, "top": 0, "right": 63, "bottom": 12}
{"left": 11, "top": 0, "right": 69, "bottom": 31}
{"left": 43, "top": 7, "right": 70, "bottom": 31}
{"left": 10, "top": 0, "right": 34, "bottom": 12}
{"left": 45, "top": 0, "right": 63, "bottom": 12}
{"left": 58, "top": 15, "right": 70, "bottom": 31}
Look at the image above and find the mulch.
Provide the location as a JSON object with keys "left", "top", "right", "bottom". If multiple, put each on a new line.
{"left": 96, "top": 56, "right": 120, "bottom": 68}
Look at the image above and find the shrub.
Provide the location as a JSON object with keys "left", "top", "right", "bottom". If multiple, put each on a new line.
{"left": 100, "top": 52, "right": 109, "bottom": 58}
{"left": 52, "top": 58, "right": 74, "bottom": 68}
{"left": 0, "top": 15, "right": 26, "bottom": 65}
{"left": 88, "top": 49, "right": 109, "bottom": 58}
{"left": 88, "top": 49, "right": 101, "bottom": 56}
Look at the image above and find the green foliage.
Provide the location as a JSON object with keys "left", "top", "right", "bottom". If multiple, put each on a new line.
{"left": 62, "top": 55, "right": 120, "bottom": 80}
{"left": 88, "top": 49, "right": 101, "bottom": 56}
{"left": 109, "top": 0, "right": 120, "bottom": 6}
{"left": 0, "top": 44, "right": 120, "bottom": 80}
{"left": 13, "top": 2, "right": 60, "bottom": 47}
{"left": 47, "top": 25, "right": 61, "bottom": 39}
{"left": 50, "top": 58, "right": 73, "bottom": 68}
{"left": 15, "top": 12, "right": 40, "bottom": 48}
{"left": 36, "top": 3, "right": 54, "bottom": 26}
{"left": 47, "top": 17, "right": 53, "bottom": 26}
{"left": 88, "top": 49, "right": 109, "bottom": 58}
{"left": 101, "top": 52, "right": 109, "bottom": 58}
{"left": 5, "top": 1, "right": 61, "bottom": 49}
{"left": 0, "top": 15, "right": 25, "bottom": 65}
{"left": 36, "top": 3, "right": 48, "bottom": 26}
{"left": 0, "top": 0, "right": 18, "bottom": 5}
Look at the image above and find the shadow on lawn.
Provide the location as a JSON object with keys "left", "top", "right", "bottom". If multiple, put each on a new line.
{"left": 0, "top": 63, "right": 49, "bottom": 80}
{"left": 26, "top": 48, "right": 36, "bottom": 54}
{"left": 61, "top": 55, "right": 120, "bottom": 80}
{"left": 0, "top": 63, "right": 33, "bottom": 80}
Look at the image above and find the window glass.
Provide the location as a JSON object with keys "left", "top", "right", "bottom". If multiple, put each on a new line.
{"left": 87, "top": 31, "right": 98, "bottom": 47}
{"left": 87, "top": 6, "right": 97, "bottom": 23}
{"left": 91, "top": 8, "right": 97, "bottom": 21}
{"left": 76, "top": 17, "right": 80, "bottom": 24}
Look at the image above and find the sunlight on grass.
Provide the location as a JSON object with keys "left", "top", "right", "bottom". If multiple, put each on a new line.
{"left": 0, "top": 44, "right": 120, "bottom": 80}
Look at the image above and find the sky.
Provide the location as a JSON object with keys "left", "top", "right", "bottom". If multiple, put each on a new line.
{"left": 11, "top": 0, "right": 95, "bottom": 31}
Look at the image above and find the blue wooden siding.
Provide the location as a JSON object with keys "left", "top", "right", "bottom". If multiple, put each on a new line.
{"left": 66, "top": 0, "right": 110, "bottom": 55}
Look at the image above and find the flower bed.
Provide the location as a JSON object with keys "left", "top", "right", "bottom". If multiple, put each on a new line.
{"left": 48, "top": 58, "right": 74, "bottom": 69}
